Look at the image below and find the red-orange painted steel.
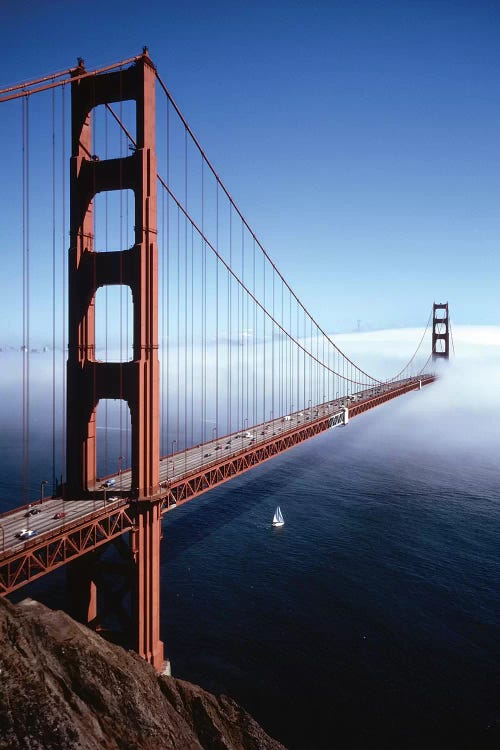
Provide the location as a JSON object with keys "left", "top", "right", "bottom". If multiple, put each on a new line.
{"left": 130, "top": 500, "right": 164, "bottom": 670}
{"left": 66, "top": 53, "right": 160, "bottom": 498}
{"left": 67, "top": 553, "right": 98, "bottom": 625}
{"left": 432, "top": 302, "right": 450, "bottom": 360}
{"left": 160, "top": 376, "right": 436, "bottom": 510}
{"left": 65, "top": 50, "right": 163, "bottom": 670}
{"left": 0, "top": 503, "right": 134, "bottom": 595}
{"left": 0, "top": 55, "right": 144, "bottom": 103}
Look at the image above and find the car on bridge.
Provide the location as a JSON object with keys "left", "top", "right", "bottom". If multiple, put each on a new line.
{"left": 53, "top": 511, "right": 67, "bottom": 519}
{"left": 24, "top": 506, "right": 42, "bottom": 517}
{"left": 101, "top": 479, "right": 116, "bottom": 488}
{"left": 16, "top": 529, "right": 39, "bottom": 540}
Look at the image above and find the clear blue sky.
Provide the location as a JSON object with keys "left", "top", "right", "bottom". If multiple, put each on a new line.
{"left": 1, "top": 0, "right": 499, "bottom": 335}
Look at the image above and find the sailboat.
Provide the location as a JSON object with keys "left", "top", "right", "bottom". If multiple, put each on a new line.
{"left": 272, "top": 506, "right": 284, "bottom": 527}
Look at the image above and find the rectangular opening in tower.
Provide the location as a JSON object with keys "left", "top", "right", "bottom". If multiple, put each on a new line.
{"left": 96, "top": 398, "right": 131, "bottom": 482}
{"left": 434, "top": 308, "right": 447, "bottom": 320}
{"left": 91, "top": 101, "right": 136, "bottom": 162}
{"left": 94, "top": 189, "right": 135, "bottom": 254}
{"left": 95, "top": 285, "right": 133, "bottom": 362}
{"left": 434, "top": 322, "right": 447, "bottom": 335}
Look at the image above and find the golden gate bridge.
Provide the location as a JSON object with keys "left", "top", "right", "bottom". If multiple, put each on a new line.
{"left": 0, "top": 50, "right": 450, "bottom": 671}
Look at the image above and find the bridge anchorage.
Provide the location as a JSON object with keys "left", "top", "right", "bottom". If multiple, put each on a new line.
{"left": 0, "top": 50, "right": 448, "bottom": 674}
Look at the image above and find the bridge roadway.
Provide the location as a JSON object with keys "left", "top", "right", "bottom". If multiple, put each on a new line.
{"left": 98, "top": 377, "right": 427, "bottom": 494}
{"left": 0, "top": 375, "right": 434, "bottom": 593}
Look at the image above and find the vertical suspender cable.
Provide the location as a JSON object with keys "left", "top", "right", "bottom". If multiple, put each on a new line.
{"left": 61, "top": 85, "right": 66, "bottom": 488}
{"left": 263, "top": 252, "right": 266, "bottom": 426}
{"left": 90, "top": 84, "right": 98, "bottom": 485}
{"left": 161, "top": 181, "right": 166, "bottom": 456}
{"left": 165, "top": 102, "right": 170, "bottom": 460}
{"left": 296, "top": 298, "right": 299, "bottom": 412}
{"left": 126, "top": 119, "right": 130, "bottom": 466}
{"left": 118, "top": 71, "right": 124, "bottom": 469}
{"left": 253, "top": 237, "right": 256, "bottom": 429}
{"left": 190, "top": 224, "right": 194, "bottom": 452}
{"left": 51, "top": 88, "right": 57, "bottom": 493}
{"left": 215, "top": 183, "right": 219, "bottom": 441}
{"left": 166, "top": 188, "right": 171, "bottom": 456}
{"left": 26, "top": 97, "right": 31, "bottom": 498}
{"left": 185, "top": 127, "right": 188, "bottom": 452}
{"left": 99, "top": 93, "right": 108, "bottom": 474}
{"left": 244, "top": 223, "right": 248, "bottom": 429}
{"left": 280, "top": 278, "right": 283, "bottom": 415}
{"left": 237, "top": 221, "right": 241, "bottom": 430}
{"left": 25, "top": 96, "right": 31, "bottom": 500}
{"left": 159, "top": 102, "right": 166, "bottom": 455}
{"left": 184, "top": 183, "right": 188, "bottom": 452}
{"left": 177, "top": 206, "right": 180, "bottom": 447}
{"left": 21, "top": 97, "right": 27, "bottom": 500}
{"left": 160, "top": 99, "right": 170, "bottom": 456}
{"left": 201, "top": 156, "right": 206, "bottom": 445}
{"left": 303, "top": 308, "right": 306, "bottom": 413}
{"left": 272, "top": 272, "right": 275, "bottom": 422}
{"left": 229, "top": 206, "right": 232, "bottom": 435}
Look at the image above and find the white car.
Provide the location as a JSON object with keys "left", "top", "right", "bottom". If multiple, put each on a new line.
{"left": 16, "top": 529, "right": 38, "bottom": 540}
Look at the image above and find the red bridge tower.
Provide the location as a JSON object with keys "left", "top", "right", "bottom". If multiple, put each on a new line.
{"left": 66, "top": 50, "right": 164, "bottom": 670}
{"left": 432, "top": 302, "right": 450, "bottom": 360}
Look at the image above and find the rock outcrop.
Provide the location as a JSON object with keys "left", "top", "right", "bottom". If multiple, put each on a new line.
{"left": 0, "top": 597, "right": 286, "bottom": 750}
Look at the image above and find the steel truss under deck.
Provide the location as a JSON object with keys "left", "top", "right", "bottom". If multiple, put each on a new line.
{"left": 0, "top": 504, "right": 134, "bottom": 595}
{"left": 160, "top": 375, "right": 435, "bottom": 511}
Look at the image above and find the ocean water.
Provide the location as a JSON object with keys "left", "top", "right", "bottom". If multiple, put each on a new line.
{"left": 4, "top": 366, "right": 500, "bottom": 749}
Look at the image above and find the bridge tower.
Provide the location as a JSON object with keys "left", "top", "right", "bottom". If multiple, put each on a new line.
{"left": 66, "top": 50, "right": 164, "bottom": 670}
{"left": 432, "top": 302, "right": 450, "bottom": 360}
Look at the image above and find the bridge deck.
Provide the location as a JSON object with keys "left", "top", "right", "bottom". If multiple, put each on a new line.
{"left": 0, "top": 375, "right": 434, "bottom": 593}
{"left": 96, "top": 377, "right": 428, "bottom": 493}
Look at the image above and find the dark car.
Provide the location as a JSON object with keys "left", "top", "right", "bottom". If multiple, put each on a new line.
{"left": 53, "top": 511, "right": 67, "bottom": 520}
{"left": 24, "top": 507, "right": 42, "bottom": 518}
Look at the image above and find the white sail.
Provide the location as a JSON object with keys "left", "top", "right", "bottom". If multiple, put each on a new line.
{"left": 272, "top": 505, "right": 284, "bottom": 527}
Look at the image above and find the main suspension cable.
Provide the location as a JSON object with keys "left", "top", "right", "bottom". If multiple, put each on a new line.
{"left": 388, "top": 308, "right": 433, "bottom": 382}
{"left": 0, "top": 55, "right": 143, "bottom": 103}
{"left": 449, "top": 319, "right": 456, "bottom": 356}
{"left": 154, "top": 70, "right": 386, "bottom": 385}
{"left": 103, "top": 101, "right": 380, "bottom": 386}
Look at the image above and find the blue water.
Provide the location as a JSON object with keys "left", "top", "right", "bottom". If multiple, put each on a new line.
{"left": 5, "top": 376, "right": 500, "bottom": 749}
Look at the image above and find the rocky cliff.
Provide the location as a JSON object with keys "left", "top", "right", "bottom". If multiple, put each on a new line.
{"left": 0, "top": 597, "right": 286, "bottom": 750}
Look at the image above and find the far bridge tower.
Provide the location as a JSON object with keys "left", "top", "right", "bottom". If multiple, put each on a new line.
{"left": 432, "top": 302, "right": 450, "bottom": 360}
